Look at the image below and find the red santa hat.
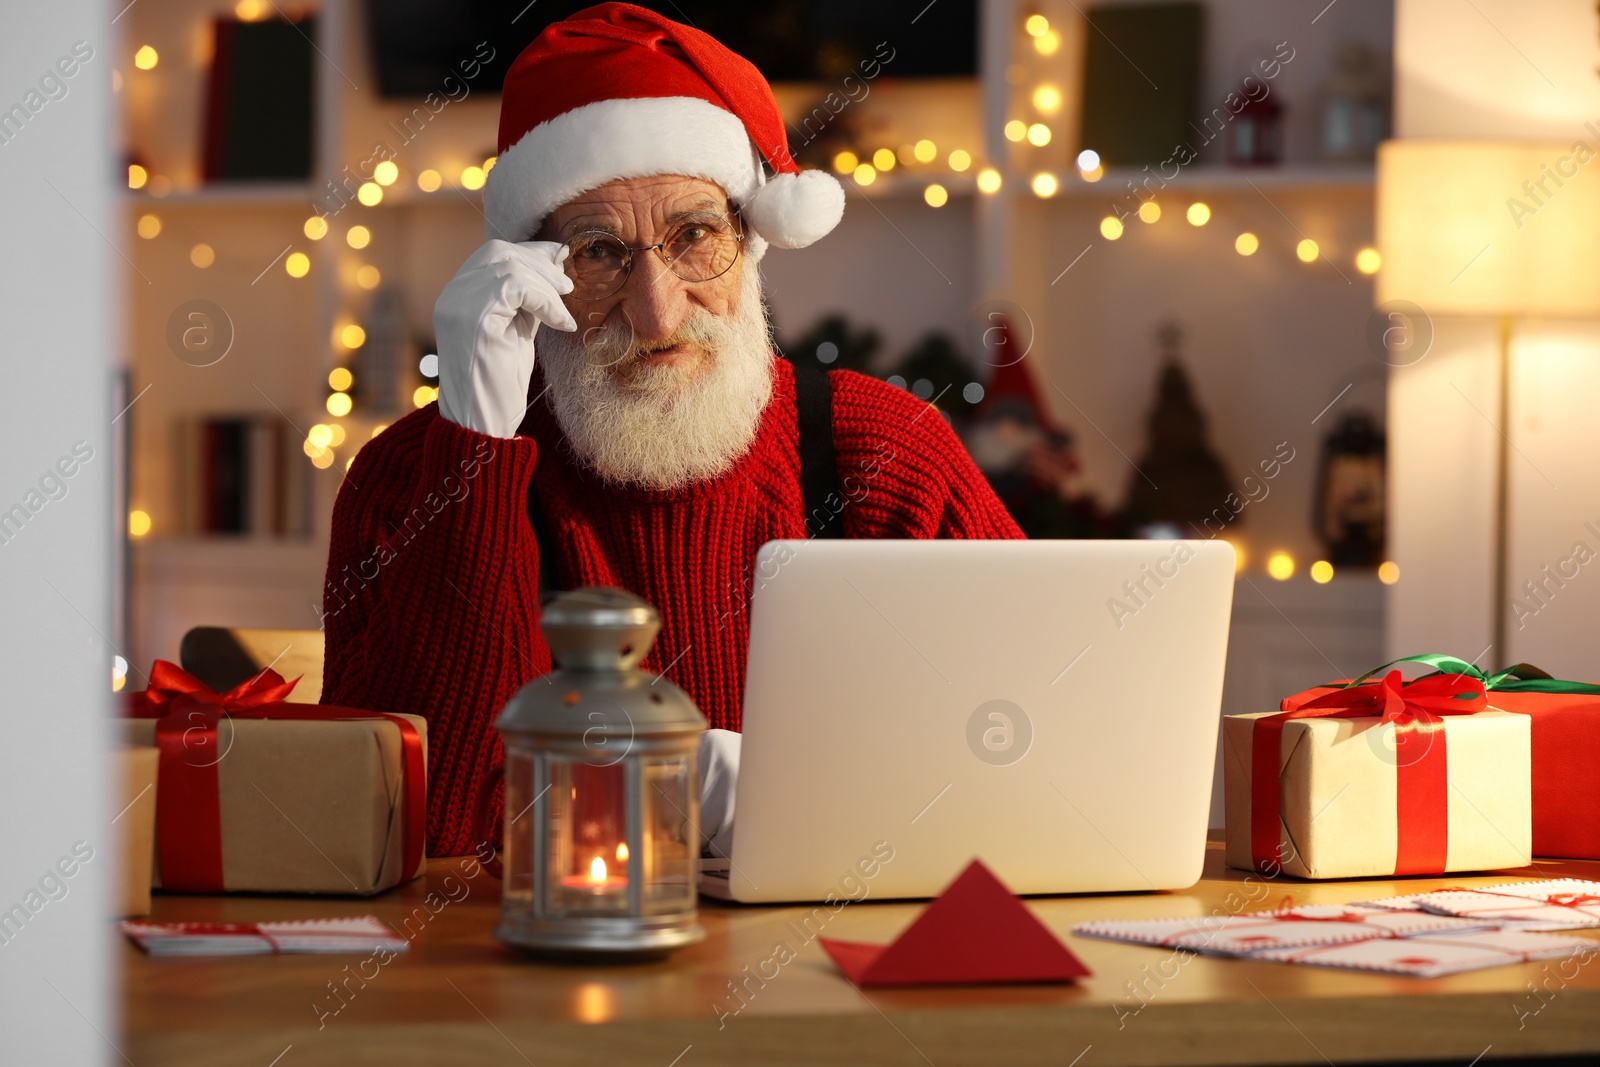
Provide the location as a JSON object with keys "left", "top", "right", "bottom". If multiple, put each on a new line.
{"left": 484, "top": 2, "right": 846, "bottom": 260}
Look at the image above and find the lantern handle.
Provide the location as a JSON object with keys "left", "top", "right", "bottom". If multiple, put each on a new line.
{"left": 474, "top": 762, "right": 505, "bottom": 879}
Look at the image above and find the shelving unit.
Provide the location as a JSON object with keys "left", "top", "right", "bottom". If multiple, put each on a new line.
{"left": 119, "top": 0, "right": 1394, "bottom": 671}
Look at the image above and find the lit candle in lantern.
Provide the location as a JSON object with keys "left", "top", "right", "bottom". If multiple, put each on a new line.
{"left": 561, "top": 853, "right": 628, "bottom": 894}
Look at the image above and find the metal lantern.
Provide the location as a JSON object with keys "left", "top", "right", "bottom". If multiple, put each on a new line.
{"left": 477, "top": 587, "right": 707, "bottom": 959}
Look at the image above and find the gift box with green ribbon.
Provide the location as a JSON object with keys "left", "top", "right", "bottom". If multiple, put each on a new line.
{"left": 1224, "top": 656, "right": 1534, "bottom": 880}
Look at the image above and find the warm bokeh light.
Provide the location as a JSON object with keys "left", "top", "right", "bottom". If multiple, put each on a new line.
{"left": 1138, "top": 200, "right": 1161, "bottom": 223}
{"left": 913, "top": 139, "right": 937, "bottom": 163}
{"left": 326, "top": 392, "right": 353, "bottom": 417}
{"left": 357, "top": 181, "right": 383, "bottom": 206}
{"left": 1025, "top": 14, "right": 1050, "bottom": 36}
{"left": 327, "top": 423, "right": 347, "bottom": 446}
{"left": 1004, "top": 119, "right": 1027, "bottom": 142}
{"left": 1032, "top": 85, "right": 1061, "bottom": 113}
{"left": 1356, "top": 247, "right": 1382, "bottom": 274}
{"left": 948, "top": 149, "right": 971, "bottom": 171}
{"left": 896, "top": 144, "right": 917, "bottom": 167}
{"left": 308, "top": 424, "right": 333, "bottom": 449}
{"left": 127, "top": 164, "right": 148, "bottom": 190}
{"left": 459, "top": 166, "right": 486, "bottom": 191}
{"left": 417, "top": 169, "right": 442, "bottom": 192}
{"left": 1031, "top": 172, "right": 1058, "bottom": 198}
{"left": 356, "top": 264, "right": 381, "bottom": 290}
{"left": 133, "top": 45, "right": 158, "bottom": 70}
{"left": 1235, "top": 232, "right": 1260, "bottom": 256}
{"left": 976, "top": 168, "right": 1002, "bottom": 194}
{"left": 346, "top": 225, "right": 371, "bottom": 249}
{"left": 1267, "top": 552, "right": 1295, "bottom": 580}
{"left": 1076, "top": 149, "right": 1101, "bottom": 171}
{"left": 340, "top": 324, "right": 367, "bottom": 349}
{"left": 1100, "top": 216, "right": 1124, "bottom": 240}
{"left": 1034, "top": 30, "right": 1060, "bottom": 55}
{"left": 190, "top": 243, "right": 215, "bottom": 269}
{"left": 483, "top": 156, "right": 497, "bottom": 173}
{"left": 136, "top": 214, "right": 161, "bottom": 239}
{"left": 285, "top": 251, "right": 309, "bottom": 277}
{"left": 371, "top": 424, "right": 388, "bottom": 438}
{"left": 413, "top": 385, "right": 439, "bottom": 408}
{"left": 1310, "top": 560, "right": 1335, "bottom": 584}
{"left": 1227, "top": 541, "right": 1246, "bottom": 573}
{"left": 327, "top": 367, "right": 354, "bottom": 392}
{"left": 309, "top": 448, "right": 334, "bottom": 470}
{"left": 872, "top": 148, "right": 896, "bottom": 171}
{"left": 1186, "top": 202, "right": 1211, "bottom": 226}
{"left": 373, "top": 160, "right": 399, "bottom": 186}
{"left": 1378, "top": 561, "right": 1401, "bottom": 585}
{"left": 235, "top": 0, "right": 266, "bottom": 20}
{"left": 128, "top": 509, "right": 151, "bottom": 537}
{"left": 1296, "top": 238, "right": 1320, "bottom": 263}
{"left": 616, "top": 842, "right": 630, "bottom": 862}
{"left": 1081, "top": 165, "right": 1104, "bottom": 182}
{"left": 923, "top": 183, "right": 949, "bottom": 208}
{"left": 304, "top": 216, "right": 328, "bottom": 240}
{"left": 1026, "top": 123, "right": 1052, "bottom": 147}
{"left": 852, "top": 163, "right": 876, "bottom": 186}
{"left": 833, "top": 150, "right": 858, "bottom": 174}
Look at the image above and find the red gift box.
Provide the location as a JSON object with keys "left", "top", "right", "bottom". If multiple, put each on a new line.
{"left": 1285, "top": 656, "right": 1600, "bottom": 861}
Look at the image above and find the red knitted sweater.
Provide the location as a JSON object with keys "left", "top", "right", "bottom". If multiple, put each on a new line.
{"left": 320, "top": 358, "right": 1023, "bottom": 856}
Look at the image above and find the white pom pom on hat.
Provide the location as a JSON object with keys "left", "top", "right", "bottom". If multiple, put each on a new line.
{"left": 484, "top": 2, "right": 845, "bottom": 257}
{"left": 742, "top": 169, "right": 846, "bottom": 250}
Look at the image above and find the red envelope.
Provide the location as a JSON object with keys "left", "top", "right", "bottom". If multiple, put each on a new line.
{"left": 818, "top": 859, "right": 1091, "bottom": 986}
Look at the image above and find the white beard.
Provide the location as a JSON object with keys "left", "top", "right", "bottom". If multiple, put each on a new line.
{"left": 535, "top": 259, "right": 775, "bottom": 490}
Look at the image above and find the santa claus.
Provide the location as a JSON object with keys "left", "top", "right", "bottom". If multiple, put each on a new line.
{"left": 321, "top": 3, "right": 1022, "bottom": 857}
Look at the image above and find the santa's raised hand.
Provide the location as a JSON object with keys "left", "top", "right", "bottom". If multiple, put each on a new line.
{"left": 433, "top": 239, "right": 578, "bottom": 439}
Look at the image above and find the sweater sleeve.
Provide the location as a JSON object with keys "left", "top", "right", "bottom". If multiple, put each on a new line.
{"left": 320, "top": 407, "right": 550, "bottom": 856}
{"left": 828, "top": 370, "right": 1025, "bottom": 540}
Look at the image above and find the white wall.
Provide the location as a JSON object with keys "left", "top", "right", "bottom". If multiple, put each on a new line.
{"left": 1388, "top": 0, "right": 1600, "bottom": 675}
{"left": 0, "top": 2, "right": 114, "bottom": 1063}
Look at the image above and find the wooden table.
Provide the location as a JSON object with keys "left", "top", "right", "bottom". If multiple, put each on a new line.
{"left": 123, "top": 840, "right": 1600, "bottom": 1067}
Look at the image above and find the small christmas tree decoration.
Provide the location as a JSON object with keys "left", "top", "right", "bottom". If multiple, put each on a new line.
{"left": 1121, "top": 323, "right": 1235, "bottom": 536}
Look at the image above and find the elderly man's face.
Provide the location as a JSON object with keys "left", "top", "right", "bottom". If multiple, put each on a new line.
{"left": 541, "top": 175, "right": 744, "bottom": 390}
{"left": 530, "top": 174, "right": 775, "bottom": 490}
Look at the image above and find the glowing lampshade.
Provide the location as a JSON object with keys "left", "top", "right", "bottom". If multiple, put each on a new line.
{"left": 1377, "top": 140, "right": 1600, "bottom": 317}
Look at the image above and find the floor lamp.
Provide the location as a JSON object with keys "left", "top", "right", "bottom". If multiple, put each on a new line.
{"left": 1377, "top": 140, "right": 1600, "bottom": 662}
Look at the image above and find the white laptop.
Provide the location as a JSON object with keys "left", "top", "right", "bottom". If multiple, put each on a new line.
{"left": 699, "top": 539, "right": 1235, "bottom": 903}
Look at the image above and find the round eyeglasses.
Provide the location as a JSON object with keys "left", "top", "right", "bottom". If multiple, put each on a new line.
{"left": 562, "top": 214, "right": 744, "bottom": 301}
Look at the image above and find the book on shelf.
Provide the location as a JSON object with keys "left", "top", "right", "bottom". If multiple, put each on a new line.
{"left": 174, "top": 415, "right": 310, "bottom": 538}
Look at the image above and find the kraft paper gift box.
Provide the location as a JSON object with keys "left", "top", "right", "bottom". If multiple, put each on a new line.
{"left": 1283, "top": 657, "right": 1600, "bottom": 860}
{"left": 115, "top": 746, "right": 158, "bottom": 916}
{"left": 122, "top": 661, "right": 427, "bottom": 896}
{"left": 1223, "top": 669, "right": 1532, "bottom": 880}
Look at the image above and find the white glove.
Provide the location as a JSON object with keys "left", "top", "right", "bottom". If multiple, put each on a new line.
{"left": 433, "top": 239, "right": 578, "bottom": 439}
{"left": 697, "top": 728, "right": 741, "bottom": 859}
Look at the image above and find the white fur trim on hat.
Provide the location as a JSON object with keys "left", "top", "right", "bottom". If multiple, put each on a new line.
{"left": 484, "top": 95, "right": 843, "bottom": 254}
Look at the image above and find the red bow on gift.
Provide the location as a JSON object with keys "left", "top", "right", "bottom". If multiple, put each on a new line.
{"left": 126, "top": 660, "right": 425, "bottom": 893}
{"left": 1251, "top": 670, "right": 1490, "bottom": 876}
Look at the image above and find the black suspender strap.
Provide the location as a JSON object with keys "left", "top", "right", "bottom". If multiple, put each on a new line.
{"left": 527, "top": 472, "right": 562, "bottom": 602}
{"left": 793, "top": 361, "right": 843, "bottom": 539}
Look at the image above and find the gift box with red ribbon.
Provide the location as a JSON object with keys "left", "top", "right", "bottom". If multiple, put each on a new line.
{"left": 1223, "top": 657, "right": 1532, "bottom": 879}
{"left": 1280, "top": 655, "right": 1600, "bottom": 861}
{"left": 122, "top": 661, "right": 427, "bottom": 895}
